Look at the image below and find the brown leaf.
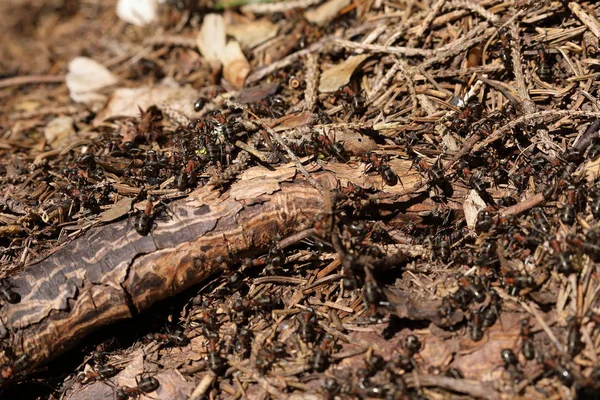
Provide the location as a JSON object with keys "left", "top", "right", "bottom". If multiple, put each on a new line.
{"left": 318, "top": 55, "right": 369, "bottom": 93}
{"left": 99, "top": 197, "right": 133, "bottom": 223}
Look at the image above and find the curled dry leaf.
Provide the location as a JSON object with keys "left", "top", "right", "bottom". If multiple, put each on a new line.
{"left": 464, "top": 190, "right": 486, "bottom": 229}
{"left": 220, "top": 41, "right": 251, "bottom": 89}
{"left": 95, "top": 78, "right": 199, "bottom": 122}
{"left": 272, "top": 112, "right": 314, "bottom": 130}
{"left": 318, "top": 55, "right": 369, "bottom": 93}
{"left": 235, "top": 82, "right": 279, "bottom": 104}
{"left": 305, "top": 0, "right": 351, "bottom": 26}
{"left": 98, "top": 197, "right": 133, "bottom": 223}
{"left": 66, "top": 57, "right": 118, "bottom": 105}
{"left": 334, "top": 128, "right": 378, "bottom": 155}
{"left": 226, "top": 19, "right": 278, "bottom": 49}
{"left": 196, "top": 14, "right": 226, "bottom": 64}
{"left": 196, "top": 14, "right": 251, "bottom": 88}
{"left": 115, "top": 0, "right": 158, "bottom": 27}
{"left": 44, "top": 116, "right": 76, "bottom": 149}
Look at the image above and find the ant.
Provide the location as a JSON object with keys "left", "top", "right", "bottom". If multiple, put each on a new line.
{"left": 540, "top": 357, "right": 574, "bottom": 386}
{"left": 297, "top": 311, "right": 319, "bottom": 343}
{"left": 566, "top": 233, "right": 600, "bottom": 262}
{"left": 116, "top": 375, "right": 160, "bottom": 399}
{"left": 457, "top": 275, "right": 486, "bottom": 303}
{"left": 234, "top": 327, "right": 253, "bottom": 358}
{"left": 536, "top": 47, "right": 553, "bottom": 82}
{"left": 132, "top": 197, "right": 171, "bottom": 236}
{"left": 475, "top": 210, "right": 494, "bottom": 233}
{"left": 501, "top": 348, "right": 524, "bottom": 384}
{"left": 311, "top": 333, "right": 335, "bottom": 372}
{"left": 394, "top": 335, "right": 421, "bottom": 372}
{"left": 520, "top": 318, "right": 535, "bottom": 360}
{"left": 206, "top": 336, "right": 226, "bottom": 374}
{"left": 498, "top": 28, "right": 513, "bottom": 73}
{"left": 134, "top": 200, "right": 155, "bottom": 236}
{"left": 481, "top": 289, "right": 501, "bottom": 328}
{"left": 143, "top": 329, "right": 189, "bottom": 347}
{"left": 450, "top": 100, "right": 483, "bottom": 135}
{"left": 503, "top": 273, "right": 535, "bottom": 296}
{"left": 362, "top": 152, "right": 399, "bottom": 187}
{"left": 76, "top": 364, "right": 120, "bottom": 384}
{"left": 363, "top": 277, "right": 385, "bottom": 319}
{"left": 0, "top": 353, "right": 30, "bottom": 383}
{"left": 310, "top": 132, "right": 347, "bottom": 162}
{"left": 550, "top": 239, "right": 572, "bottom": 275}
{"left": 566, "top": 316, "right": 584, "bottom": 357}
{"left": 432, "top": 236, "right": 451, "bottom": 262}
{"left": 193, "top": 96, "right": 207, "bottom": 112}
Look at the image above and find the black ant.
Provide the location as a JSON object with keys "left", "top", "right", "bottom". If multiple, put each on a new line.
{"left": 311, "top": 333, "right": 335, "bottom": 372}
{"left": 566, "top": 316, "right": 584, "bottom": 357}
{"left": 520, "top": 318, "right": 535, "bottom": 360}
{"left": 501, "top": 348, "right": 523, "bottom": 384}
{"left": 206, "top": 336, "right": 226, "bottom": 374}
{"left": 361, "top": 152, "right": 399, "bottom": 187}
{"left": 297, "top": 310, "right": 318, "bottom": 343}
{"left": 143, "top": 329, "right": 189, "bottom": 347}
{"left": 116, "top": 375, "right": 160, "bottom": 399}
{"left": 76, "top": 364, "right": 120, "bottom": 384}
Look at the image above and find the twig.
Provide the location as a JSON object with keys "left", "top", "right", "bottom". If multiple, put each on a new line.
{"left": 477, "top": 76, "right": 521, "bottom": 108}
{"left": 304, "top": 53, "right": 318, "bottom": 112}
{"left": 500, "top": 193, "right": 544, "bottom": 217}
{"left": 509, "top": 23, "right": 536, "bottom": 115}
{"left": 278, "top": 228, "right": 315, "bottom": 249}
{"left": 247, "top": 110, "right": 323, "bottom": 191}
{"left": 187, "top": 373, "right": 216, "bottom": 400}
{"left": 521, "top": 301, "right": 564, "bottom": 353}
{"left": 573, "top": 119, "right": 600, "bottom": 152}
{"left": 333, "top": 38, "right": 434, "bottom": 57}
{"left": 444, "top": 133, "right": 483, "bottom": 170}
{"left": 241, "top": 0, "right": 321, "bottom": 14}
{"left": 246, "top": 38, "right": 331, "bottom": 84}
{"left": 234, "top": 140, "right": 269, "bottom": 163}
{"left": 0, "top": 75, "right": 64, "bottom": 89}
{"left": 405, "top": 374, "right": 502, "bottom": 400}
{"left": 569, "top": 2, "right": 600, "bottom": 39}
{"left": 419, "top": 24, "right": 495, "bottom": 70}
{"left": 396, "top": 60, "right": 418, "bottom": 113}
{"left": 413, "top": 0, "right": 447, "bottom": 42}
{"left": 474, "top": 110, "right": 600, "bottom": 152}
{"left": 144, "top": 35, "right": 197, "bottom": 48}
{"left": 446, "top": 0, "right": 499, "bottom": 24}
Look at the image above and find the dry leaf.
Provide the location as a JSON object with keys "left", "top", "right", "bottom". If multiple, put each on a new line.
{"left": 44, "top": 117, "right": 76, "bottom": 149}
{"left": 305, "top": 0, "right": 351, "bottom": 26}
{"left": 226, "top": 19, "right": 278, "bottom": 49}
{"left": 464, "top": 190, "right": 486, "bottom": 229}
{"left": 66, "top": 57, "right": 118, "bottom": 105}
{"left": 235, "top": 82, "right": 279, "bottom": 104}
{"left": 318, "top": 55, "right": 369, "bottom": 93}
{"left": 196, "top": 14, "right": 226, "bottom": 64}
{"left": 95, "top": 78, "right": 199, "bottom": 122}
{"left": 99, "top": 198, "right": 133, "bottom": 223}
{"left": 334, "top": 129, "right": 378, "bottom": 155}
{"left": 272, "top": 112, "right": 314, "bottom": 130}
{"left": 584, "top": 157, "right": 600, "bottom": 182}
{"left": 220, "top": 41, "right": 251, "bottom": 89}
{"left": 116, "top": 0, "right": 158, "bottom": 26}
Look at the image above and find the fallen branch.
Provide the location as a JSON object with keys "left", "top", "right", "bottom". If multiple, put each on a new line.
{"left": 0, "top": 173, "right": 324, "bottom": 381}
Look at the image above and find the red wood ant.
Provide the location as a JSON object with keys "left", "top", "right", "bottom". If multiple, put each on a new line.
{"left": 116, "top": 375, "right": 160, "bottom": 399}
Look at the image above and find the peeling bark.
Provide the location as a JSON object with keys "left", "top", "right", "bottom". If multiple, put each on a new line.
{"left": 0, "top": 174, "right": 324, "bottom": 379}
